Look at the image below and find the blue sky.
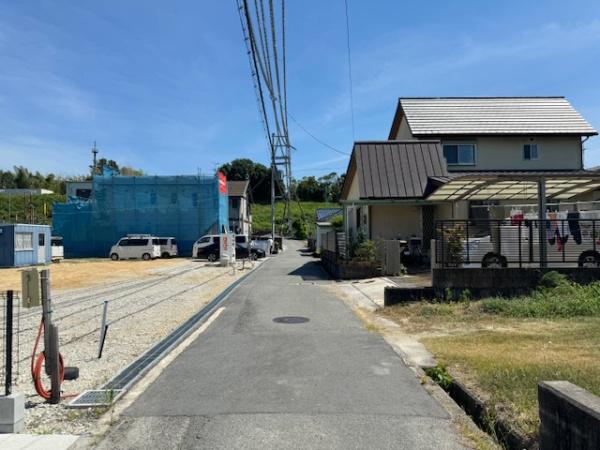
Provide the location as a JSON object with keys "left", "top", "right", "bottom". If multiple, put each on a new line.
{"left": 1, "top": 0, "right": 600, "bottom": 178}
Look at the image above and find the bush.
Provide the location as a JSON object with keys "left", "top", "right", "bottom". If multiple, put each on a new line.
{"left": 354, "top": 239, "right": 376, "bottom": 262}
{"left": 291, "top": 218, "right": 308, "bottom": 239}
{"left": 538, "top": 270, "right": 569, "bottom": 289}
{"left": 330, "top": 215, "right": 343, "bottom": 231}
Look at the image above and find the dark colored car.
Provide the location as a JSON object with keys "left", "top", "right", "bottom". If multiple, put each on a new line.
{"left": 236, "top": 243, "right": 265, "bottom": 260}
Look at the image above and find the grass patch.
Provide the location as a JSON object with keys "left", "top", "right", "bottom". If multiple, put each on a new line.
{"left": 251, "top": 201, "right": 339, "bottom": 233}
{"left": 380, "top": 279, "right": 600, "bottom": 438}
{"left": 422, "top": 319, "right": 600, "bottom": 435}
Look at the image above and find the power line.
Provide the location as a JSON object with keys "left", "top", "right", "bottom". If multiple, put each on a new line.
{"left": 343, "top": 0, "right": 356, "bottom": 140}
{"left": 288, "top": 113, "right": 350, "bottom": 155}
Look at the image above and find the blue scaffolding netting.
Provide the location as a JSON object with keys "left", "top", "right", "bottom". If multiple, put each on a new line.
{"left": 53, "top": 174, "right": 228, "bottom": 257}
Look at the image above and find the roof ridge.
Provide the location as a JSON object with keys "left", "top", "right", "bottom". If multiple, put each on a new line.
{"left": 399, "top": 96, "right": 566, "bottom": 100}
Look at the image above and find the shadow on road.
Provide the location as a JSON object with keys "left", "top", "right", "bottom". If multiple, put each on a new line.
{"left": 288, "top": 260, "right": 331, "bottom": 281}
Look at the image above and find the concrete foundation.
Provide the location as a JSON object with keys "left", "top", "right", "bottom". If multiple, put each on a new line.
{"left": 432, "top": 267, "right": 600, "bottom": 298}
{"left": 0, "top": 393, "right": 25, "bottom": 433}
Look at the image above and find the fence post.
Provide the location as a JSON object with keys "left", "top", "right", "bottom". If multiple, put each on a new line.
{"left": 48, "top": 324, "right": 60, "bottom": 404}
{"left": 40, "top": 269, "right": 51, "bottom": 374}
{"left": 98, "top": 301, "right": 108, "bottom": 358}
{"left": 5, "top": 291, "right": 13, "bottom": 396}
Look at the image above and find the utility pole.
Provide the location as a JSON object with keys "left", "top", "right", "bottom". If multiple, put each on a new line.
{"left": 91, "top": 141, "right": 99, "bottom": 176}
{"left": 271, "top": 134, "right": 293, "bottom": 237}
{"left": 270, "top": 135, "right": 276, "bottom": 239}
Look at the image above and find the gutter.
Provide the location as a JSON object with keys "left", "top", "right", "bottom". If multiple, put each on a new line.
{"left": 339, "top": 198, "right": 445, "bottom": 206}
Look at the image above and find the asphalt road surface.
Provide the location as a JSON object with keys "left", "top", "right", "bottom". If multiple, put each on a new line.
{"left": 97, "top": 241, "right": 465, "bottom": 449}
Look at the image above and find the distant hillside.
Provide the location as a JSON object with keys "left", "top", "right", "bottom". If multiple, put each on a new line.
{"left": 0, "top": 193, "right": 66, "bottom": 225}
{"left": 252, "top": 201, "right": 339, "bottom": 235}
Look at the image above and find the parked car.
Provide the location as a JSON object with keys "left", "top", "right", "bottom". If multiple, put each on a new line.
{"left": 51, "top": 236, "right": 64, "bottom": 262}
{"left": 110, "top": 235, "right": 161, "bottom": 261}
{"left": 252, "top": 235, "right": 273, "bottom": 254}
{"left": 236, "top": 243, "right": 265, "bottom": 260}
{"left": 158, "top": 237, "right": 178, "bottom": 258}
{"left": 192, "top": 235, "right": 220, "bottom": 262}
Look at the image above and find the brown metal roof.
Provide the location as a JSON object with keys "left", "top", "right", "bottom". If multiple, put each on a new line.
{"left": 389, "top": 97, "right": 598, "bottom": 138}
{"left": 345, "top": 140, "right": 448, "bottom": 199}
{"left": 226, "top": 180, "right": 249, "bottom": 197}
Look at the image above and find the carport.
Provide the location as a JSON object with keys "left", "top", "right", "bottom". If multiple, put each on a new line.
{"left": 427, "top": 171, "right": 600, "bottom": 268}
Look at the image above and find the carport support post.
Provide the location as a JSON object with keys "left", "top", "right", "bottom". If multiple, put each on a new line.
{"left": 538, "top": 178, "right": 547, "bottom": 268}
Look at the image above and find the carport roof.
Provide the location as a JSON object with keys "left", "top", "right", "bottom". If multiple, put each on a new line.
{"left": 426, "top": 171, "right": 600, "bottom": 201}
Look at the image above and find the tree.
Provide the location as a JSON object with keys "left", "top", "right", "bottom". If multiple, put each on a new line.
{"left": 296, "top": 176, "right": 326, "bottom": 202}
{"left": 219, "top": 158, "right": 279, "bottom": 204}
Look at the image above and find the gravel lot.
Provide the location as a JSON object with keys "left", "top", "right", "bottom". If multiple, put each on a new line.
{"left": 5, "top": 258, "right": 260, "bottom": 435}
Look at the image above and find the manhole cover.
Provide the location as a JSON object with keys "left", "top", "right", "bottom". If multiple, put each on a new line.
{"left": 273, "top": 316, "right": 310, "bottom": 324}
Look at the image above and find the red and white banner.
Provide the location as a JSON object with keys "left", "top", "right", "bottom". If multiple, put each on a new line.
{"left": 218, "top": 172, "right": 227, "bottom": 195}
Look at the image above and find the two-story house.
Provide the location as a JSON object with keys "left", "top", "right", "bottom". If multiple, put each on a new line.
{"left": 340, "top": 96, "right": 598, "bottom": 250}
{"left": 227, "top": 180, "right": 252, "bottom": 235}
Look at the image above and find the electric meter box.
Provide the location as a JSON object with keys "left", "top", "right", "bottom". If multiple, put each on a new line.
{"left": 21, "top": 268, "right": 41, "bottom": 308}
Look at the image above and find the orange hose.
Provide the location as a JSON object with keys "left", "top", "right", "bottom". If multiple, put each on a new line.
{"left": 31, "top": 318, "right": 76, "bottom": 400}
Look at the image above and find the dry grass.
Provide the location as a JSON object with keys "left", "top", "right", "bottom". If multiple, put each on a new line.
{"left": 0, "top": 258, "right": 189, "bottom": 291}
{"left": 380, "top": 301, "right": 600, "bottom": 436}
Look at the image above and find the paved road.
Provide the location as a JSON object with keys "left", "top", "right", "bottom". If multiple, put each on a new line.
{"left": 97, "top": 242, "right": 464, "bottom": 449}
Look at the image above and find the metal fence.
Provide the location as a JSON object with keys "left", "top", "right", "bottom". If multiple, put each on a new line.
{"left": 435, "top": 218, "right": 600, "bottom": 269}
{"left": 322, "top": 231, "right": 347, "bottom": 258}
{"left": 0, "top": 291, "right": 21, "bottom": 395}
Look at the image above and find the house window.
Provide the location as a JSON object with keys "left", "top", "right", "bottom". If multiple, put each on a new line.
{"left": 38, "top": 233, "right": 45, "bottom": 246}
{"left": 443, "top": 144, "right": 475, "bottom": 165}
{"left": 523, "top": 144, "right": 539, "bottom": 160}
{"left": 15, "top": 232, "right": 33, "bottom": 250}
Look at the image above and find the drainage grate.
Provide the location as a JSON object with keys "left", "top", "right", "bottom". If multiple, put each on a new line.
{"left": 68, "top": 389, "right": 124, "bottom": 408}
{"left": 273, "top": 316, "right": 310, "bottom": 324}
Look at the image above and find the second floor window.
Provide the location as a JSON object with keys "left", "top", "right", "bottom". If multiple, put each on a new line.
{"left": 523, "top": 144, "right": 539, "bottom": 160}
{"left": 443, "top": 144, "right": 475, "bottom": 165}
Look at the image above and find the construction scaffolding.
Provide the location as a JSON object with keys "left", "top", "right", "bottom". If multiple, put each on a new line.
{"left": 53, "top": 174, "right": 228, "bottom": 257}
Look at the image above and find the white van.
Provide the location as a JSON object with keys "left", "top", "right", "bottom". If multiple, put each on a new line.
{"left": 110, "top": 235, "right": 161, "bottom": 261}
{"left": 158, "top": 237, "right": 178, "bottom": 258}
{"left": 51, "top": 236, "right": 64, "bottom": 261}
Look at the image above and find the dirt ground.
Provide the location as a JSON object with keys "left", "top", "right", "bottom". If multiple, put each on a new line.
{"left": 0, "top": 258, "right": 189, "bottom": 292}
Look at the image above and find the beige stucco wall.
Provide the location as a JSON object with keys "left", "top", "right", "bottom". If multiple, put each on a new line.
{"left": 346, "top": 173, "right": 360, "bottom": 200}
{"left": 395, "top": 116, "right": 413, "bottom": 140}
{"left": 369, "top": 204, "right": 421, "bottom": 240}
{"left": 442, "top": 136, "right": 582, "bottom": 171}
{"left": 391, "top": 122, "right": 583, "bottom": 171}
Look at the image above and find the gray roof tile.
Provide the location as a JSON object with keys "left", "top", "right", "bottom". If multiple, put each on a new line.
{"left": 399, "top": 97, "right": 597, "bottom": 136}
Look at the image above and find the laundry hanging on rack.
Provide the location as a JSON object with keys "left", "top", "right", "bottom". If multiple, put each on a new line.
{"left": 568, "top": 212, "right": 582, "bottom": 244}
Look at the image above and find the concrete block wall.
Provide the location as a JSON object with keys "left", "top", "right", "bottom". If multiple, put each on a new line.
{"left": 538, "top": 381, "right": 600, "bottom": 450}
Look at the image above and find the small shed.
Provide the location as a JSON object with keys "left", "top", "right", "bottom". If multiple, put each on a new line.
{"left": 0, "top": 224, "right": 52, "bottom": 268}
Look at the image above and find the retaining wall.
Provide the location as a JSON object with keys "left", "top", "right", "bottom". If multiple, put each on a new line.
{"left": 432, "top": 267, "right": 600, "bottom": 298}
{"left": 538, "top": 381, "right": 600, "bottom": 450}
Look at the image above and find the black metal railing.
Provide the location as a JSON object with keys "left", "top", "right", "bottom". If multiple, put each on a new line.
{"left": 435, "top": 218, "right": 600, "bottom": 269}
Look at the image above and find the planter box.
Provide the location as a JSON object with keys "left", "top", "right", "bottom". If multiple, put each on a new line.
{"left": 320, "top": 250, "right": 380, "bottom": 279}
